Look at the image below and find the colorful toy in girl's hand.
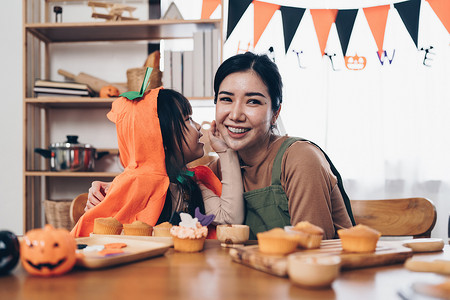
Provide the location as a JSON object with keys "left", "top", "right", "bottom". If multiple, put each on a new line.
{"left": 195, "top": 207, "right": 215, "bottom": 227}
{"left": 20, "top": 225, "right": 77, "bottom": 276}
{"left": 0, "top": 230, "right": 20, "bottom": 275}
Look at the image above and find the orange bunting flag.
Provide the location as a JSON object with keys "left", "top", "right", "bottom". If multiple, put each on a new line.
{"left": 363, "top": 5, "right": 390, "bottom": 57}
{"left": 253, "top": 1, "right": 280, "bottom": 46}
{"left": 427, "top": 0, "right": 450, "bottom": 34}
{"left": 310, "top": 9, "right": 339, "bottom": 56}
{"left": 201, "top": 0, "right": 221, "bottom": 19}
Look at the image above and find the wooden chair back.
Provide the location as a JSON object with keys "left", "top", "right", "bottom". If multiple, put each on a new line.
{"left": 350, "top": 197, "right": 436, "bottom": 238}
{"left": 70, "top": 193, "right": 88, "bottom": 226}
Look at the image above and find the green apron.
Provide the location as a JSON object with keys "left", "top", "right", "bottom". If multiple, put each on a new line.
{"left": 243, "top": 137, "right": 355, "bottom": 239}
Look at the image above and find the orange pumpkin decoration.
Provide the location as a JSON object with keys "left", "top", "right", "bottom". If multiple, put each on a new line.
{"left": 100, "top": 85, "right": 120, "bottom": 98}
{"left": 20, "top": 224, "right": 77, "bottom": 276}
{"left": 345, "top": 54, "right": 367, "bottom": 71}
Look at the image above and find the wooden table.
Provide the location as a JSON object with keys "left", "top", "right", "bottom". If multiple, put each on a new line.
{"left": 1, "top": 241, "right": 449, "bottom": 300}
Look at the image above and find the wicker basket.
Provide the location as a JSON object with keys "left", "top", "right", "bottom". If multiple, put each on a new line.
{"left": 44, "top": 199, "right": 73, "bottom": 230}
{"left": 126, "top": 67, "right": 162, "bottom": 92}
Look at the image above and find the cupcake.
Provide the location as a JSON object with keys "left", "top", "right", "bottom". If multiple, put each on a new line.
{"left": 257, "top": 228, "right": 301, "bottom": 255}
{"left": 170, "top": 209, "right": 213, "bottom": 253}
{"left": 123, "top": 220, "right": 153, "bottom": 236}
{"left": 337, "top": 224, "right": 381, "bottom": 253}
{"left": 93, "top": 217, "right": 123, "bottom": 235}
{"left": 153, "top": 222, "right": 173, "bottom": 237}
{"left": 291, "top": 221, "right": 324, "bottom": 249}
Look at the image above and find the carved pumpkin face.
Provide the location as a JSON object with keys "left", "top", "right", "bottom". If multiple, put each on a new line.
{"left": 100, "top": 85, "right": 120, "bottom": 98}
{"left": 345, "top": 54, "right": 367, "bottom": 70}
{"left": 20, "top": 225, "right": 77, "bottom": 276}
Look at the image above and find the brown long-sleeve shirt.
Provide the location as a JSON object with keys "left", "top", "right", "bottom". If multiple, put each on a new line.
{"left": 210, "top": 136, "right": 352, "bottom": 239}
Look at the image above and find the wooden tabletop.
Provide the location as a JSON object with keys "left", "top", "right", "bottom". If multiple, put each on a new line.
{"left": 2, "top": 240, "right": 449, "bottom": 300}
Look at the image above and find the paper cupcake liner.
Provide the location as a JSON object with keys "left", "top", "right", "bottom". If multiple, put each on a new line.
{"left": 153, "top": 227, "right": 172, "bottom": 237}
{"left": 123, "top": 226, "right": 153, "bottom": 236}
{"left": 93, "top": 223, "right": 123, "bottom": 235}
{"left": 172, "top": 236, "right": 205, "bottom": 252}
{"left": 257, "top": 236, "right": 299, "bottom": 255}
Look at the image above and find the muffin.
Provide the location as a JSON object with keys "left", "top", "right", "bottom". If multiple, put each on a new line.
{"left": 153, "top": 222, "right": 173, "bottom": 237}
{"left": 337, "top": 224, "right": 381, "bottom": 253}
{"left": 123, "top": 220, "right": 153, "bottom": 236}
{"left": 93, "top": 217, "right": 123, "bottom": 235}
{"left": 291, "top": 221, "right": 324, "bottom": 249}
{"left": 170, "top": 213, "right": 208, "bottom": 252}
{"left": 257, "top": 228, "right": 301, "bottom": 255}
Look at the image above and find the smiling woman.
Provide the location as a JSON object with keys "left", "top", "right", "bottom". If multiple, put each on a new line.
{"left": 208, "top": 52, "right": 355, "bottom": 239}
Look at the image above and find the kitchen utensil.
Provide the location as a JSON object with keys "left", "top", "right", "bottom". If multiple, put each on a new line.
{"left": 35, "top": 135, "right": 108, "bottom": 172}
{"left": 58, "top": 69, "right": 123, "bottom": 93}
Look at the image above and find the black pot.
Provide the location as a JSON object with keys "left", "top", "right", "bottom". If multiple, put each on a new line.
{"left": 35, "top": 135, "right": 109, "bottom": 172}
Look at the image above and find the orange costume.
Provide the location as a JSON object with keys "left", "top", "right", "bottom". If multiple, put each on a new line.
{"left": 71, "top": 87, "right": 221, "bottom": 237}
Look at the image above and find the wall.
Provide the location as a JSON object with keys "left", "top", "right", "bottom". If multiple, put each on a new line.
{"left": 0, "top": 1, "right": 23, "bottom": 234}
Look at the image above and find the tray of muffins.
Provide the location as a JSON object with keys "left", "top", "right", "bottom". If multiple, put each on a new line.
{"left": 75, "top": 235, "right": 171, "bottom": 269}
{"left": 75, "top": 218, "right": 175, "bottom": 269}
{"left": 229, "top": 222, "right": 416, "bottom": 277}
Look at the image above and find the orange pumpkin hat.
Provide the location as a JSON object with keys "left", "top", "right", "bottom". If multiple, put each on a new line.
{"left": 71, "top": 87, "right": 222, "bottom": 237}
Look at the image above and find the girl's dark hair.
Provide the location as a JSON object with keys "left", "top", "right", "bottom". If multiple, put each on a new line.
{"left": 155, "top": 89, "right": 205, "bottom": 223}
{"left": 213, "top": 52, "right": 283, "bottom": 114}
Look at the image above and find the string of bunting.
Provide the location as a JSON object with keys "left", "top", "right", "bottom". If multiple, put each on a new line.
{"left": 202, "top": 0, "right": 449, "bottom": 57}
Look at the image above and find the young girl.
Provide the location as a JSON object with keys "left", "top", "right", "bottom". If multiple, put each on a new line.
{"left": 71, "top": 87, "right": 243, "bottom": 237}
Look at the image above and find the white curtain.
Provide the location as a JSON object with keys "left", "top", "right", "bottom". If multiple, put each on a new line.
{"left": 223, "top": 0, "right": 450, "bottom": 239}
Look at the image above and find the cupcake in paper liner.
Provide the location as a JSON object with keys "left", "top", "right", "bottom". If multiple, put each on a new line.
{"left": 337, "top": 224, "right": 381, "bottom": 253}
{"left": 257, "top": 228, "right": 301, "bottom": 255}
{"left": 93, "top": 217, "right": 123, "bottom": 235}
{"left": 123, "top": 220, "right": 153, "bottom": 236}
{"left": 170, "top": 209, "right": 213, "bottom": 253}
{"left": 153, "top": 222, "right": 173, "bottom": 237}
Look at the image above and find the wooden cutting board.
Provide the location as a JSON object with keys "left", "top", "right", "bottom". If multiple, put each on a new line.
{"left": 229, "top": 239, "right": 413, "bottom": 277}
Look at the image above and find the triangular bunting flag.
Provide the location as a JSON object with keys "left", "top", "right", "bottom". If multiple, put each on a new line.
{"left": 394, "top": 0, "right": 421, "bottom": 48}
{"left": 363, "top": 5, "right": 390, "bottom": 56}
{"left": 310, "top": 9, "right": 339, "bottom": 56}
{"left": 427, "top": 0, "right": 450, "bottom": 34}
{"left": 226, "top": 0, "right": 253, "bottom": 40}
{"left": 253, "top": 1, "right": 280, "bottom": 47}
{"left": 335, "top": 9, "right": 358, "bottom": 56}
{"left": 201, "top": 0, "right": 221, "bottom": 19}
{"left": 280, "top": 6, "right": 306, "bottom": 54}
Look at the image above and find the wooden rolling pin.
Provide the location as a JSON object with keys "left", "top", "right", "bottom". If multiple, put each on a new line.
{"left": 58, "top": 69, "right": 117, "bottom": 93}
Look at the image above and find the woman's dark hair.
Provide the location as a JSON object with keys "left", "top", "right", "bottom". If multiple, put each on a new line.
{"left": 155, "top": 89, "right": 205, "bottom": 223}
{"left": 213, "top": 52, "right": 283, "bottom": 113}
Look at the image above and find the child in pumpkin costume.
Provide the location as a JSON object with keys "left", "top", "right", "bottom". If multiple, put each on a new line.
{"left": 71, "top": 87, "right": 243, "bottom": 238}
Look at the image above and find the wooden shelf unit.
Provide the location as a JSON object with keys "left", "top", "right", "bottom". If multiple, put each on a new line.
{"left": 23, "top": 0, "right": 223, "bottom": 231}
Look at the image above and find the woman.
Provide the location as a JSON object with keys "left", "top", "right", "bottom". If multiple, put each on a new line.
{"left": 208, "top": 52, "right": 354, "bottom": 239}
{"left": 75, "top": 87, "right": 243, "bottom": 237}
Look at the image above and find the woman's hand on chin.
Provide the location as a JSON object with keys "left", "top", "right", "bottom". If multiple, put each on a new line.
{"left": 209, "top": 120, "right": 230, "bottom": 153}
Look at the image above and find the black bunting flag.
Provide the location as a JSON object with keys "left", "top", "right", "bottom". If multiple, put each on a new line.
{"left": 394, "top": 0, "right": 421, "bottom": 48}
{"left": 226, "top": 0, "right": 253, "bottom": 40}
{"left": 280, "top": 6, "right": 306, "bottom": 54}
{"left": 335, "top": 9, "right": 359, "bottom": 56}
